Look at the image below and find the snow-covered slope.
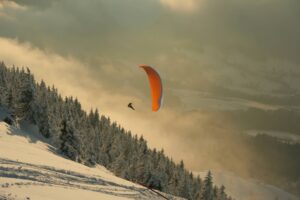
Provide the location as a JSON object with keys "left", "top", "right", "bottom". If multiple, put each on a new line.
{"left": 198, "top": 170, "right": 300, "bottom": 200}
{"left": 0, "top": 122, "right": 183, "bottom": 200}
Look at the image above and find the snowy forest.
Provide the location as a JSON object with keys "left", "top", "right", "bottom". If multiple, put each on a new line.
{"left": 0, "top": 62, "right": 234, "bottom": 200}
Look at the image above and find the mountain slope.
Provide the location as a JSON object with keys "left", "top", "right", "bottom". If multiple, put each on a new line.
{"left": 0, "top": 121, "right": 182, "bottom": 200}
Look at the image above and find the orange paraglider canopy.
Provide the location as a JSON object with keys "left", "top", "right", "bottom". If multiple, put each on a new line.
{"left": 140, "top": 65, "right": 163, "bottom": 112}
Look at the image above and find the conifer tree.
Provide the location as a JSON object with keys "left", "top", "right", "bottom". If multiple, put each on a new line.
{"left": 59, "top": 119, "right": 80, "bottom": 161}
{"left": 219, "top": 185, "right": 227, "bottom": 200}
{"left": 201, "top": 171, "right": 214, "bottom": 200}
{"left": 14, "top": 70, "right": 35, "bottom": 122}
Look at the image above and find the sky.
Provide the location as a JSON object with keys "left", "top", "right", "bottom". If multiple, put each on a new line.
{"left": 0, "top": 0, "right": 300, "bottom": 171}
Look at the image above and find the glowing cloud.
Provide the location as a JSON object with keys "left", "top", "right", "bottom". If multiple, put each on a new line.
{"left": 159, "top": 0, "right": 199, "bottom": 12}
{"left": 0, "top": 0, "right": 26, "bottom": 10}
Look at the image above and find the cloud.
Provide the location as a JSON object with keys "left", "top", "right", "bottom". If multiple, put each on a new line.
{"left": 0, "top": 37, "right": 102, "bottom": 108}
{"left": 0, "top": 0, "right": 26, "bottom": 20}
{"left": 159, "top": 0, "right": 200, "bottom": 12}
{"left": 0, "top": 0, "right": 26, "bottom": 10}
{"left": 2, "top": 0, "right": 299, "bottom": 99}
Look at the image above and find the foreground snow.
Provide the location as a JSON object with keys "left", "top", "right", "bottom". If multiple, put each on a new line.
{"left": 0, "top": 122, "right": 183, "bottom": 200}
{"left": 198, "top": 170, "right": 300, "bottom": 200}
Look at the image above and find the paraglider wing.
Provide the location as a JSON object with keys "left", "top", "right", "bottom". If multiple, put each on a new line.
{"left": 140, "top": 65, "right": 163, "bottom": 111}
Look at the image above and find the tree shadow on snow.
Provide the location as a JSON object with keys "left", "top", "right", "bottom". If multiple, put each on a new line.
{"left": 5, "top": 123, "right": 58, "bottom": 157}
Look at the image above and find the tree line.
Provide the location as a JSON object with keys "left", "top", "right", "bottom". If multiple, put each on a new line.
{"left": 0, "top": 62, "right": 234, "bottom": 200}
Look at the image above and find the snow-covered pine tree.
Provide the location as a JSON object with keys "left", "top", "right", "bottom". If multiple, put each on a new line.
{"left": 14, "top": 68, "right": 35, "bottom": 123}
{"left": 59, "top": 119, "right": 80, "bottom": 161}
{"left": 218, "top": 185, "right": 228, "bottom": 200}
{"left": 0, "top": 63, "right": 8, "bottom": 107}
{"left": 213, "top": 185, "right": 219, "bottom": 200}
{"left": 201, "top": 171, "right": 214, "bottom": 200}
{"left": 34, "top": 80, "right": 51, "bottom": 137}
{"left": 192, "top": 176, "right": 202, "bottom": 200}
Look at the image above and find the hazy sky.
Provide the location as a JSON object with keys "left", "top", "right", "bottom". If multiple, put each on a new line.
{"left": 0, "top": 0, "right": 300, "bottom": 170}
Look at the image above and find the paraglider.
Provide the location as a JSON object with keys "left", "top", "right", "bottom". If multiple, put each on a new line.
{"left": 140, "top": 65, "right": 163, "bottom": 112}
{"left": 128, "top": 102, "right": 135, "bottom": 110}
